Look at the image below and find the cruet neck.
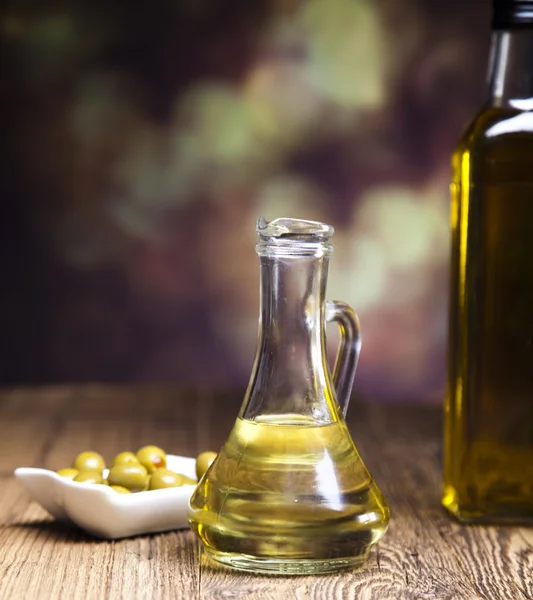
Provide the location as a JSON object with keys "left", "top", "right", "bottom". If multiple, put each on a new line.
{"left": 239, "top": 217, "right": 338, "bottom": 423}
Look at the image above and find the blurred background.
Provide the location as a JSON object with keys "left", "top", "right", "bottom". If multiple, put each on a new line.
{"left": 0, "top": 0, "right": 491, "bottom": 401}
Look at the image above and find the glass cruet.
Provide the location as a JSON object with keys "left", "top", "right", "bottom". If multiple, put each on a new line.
{"left": 188, "top": 217, "right": 390, "bottom": 575}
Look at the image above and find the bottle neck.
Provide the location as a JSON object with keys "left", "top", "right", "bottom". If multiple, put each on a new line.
{"left": 488, "top": 28, "right": 533, "bottom": 108}
{"left": 259, "top": 253, "right": 327, "bottom": 345}
{"left": 240, "top": 251, "right": 334, "bottom": 422}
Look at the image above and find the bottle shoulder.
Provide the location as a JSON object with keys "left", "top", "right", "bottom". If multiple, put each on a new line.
{"left": 453, "top": 106, "right": 533, "bottom": 184}
{"left": 453, "top": 106, "right": 533, "bottom": 169}
{"left": 457, "top": 106, "right": 533, "bottom": 149}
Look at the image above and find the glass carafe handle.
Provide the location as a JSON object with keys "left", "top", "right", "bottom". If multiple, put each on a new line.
{"left": 325, "top": 300, "right": 362, "bottom": 417}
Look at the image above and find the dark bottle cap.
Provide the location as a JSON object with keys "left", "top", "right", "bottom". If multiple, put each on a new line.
{"left": 493, "top": 0, "right": 533, "bottom": 28}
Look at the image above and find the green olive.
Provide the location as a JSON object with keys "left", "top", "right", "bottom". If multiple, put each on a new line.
{"left": 110, "top": 485, "right": 131, "bottom": 494}
{"left": 56, "top": 468, "right": 79, "bottom": 480}
{"left": 196, "top": 451, "right": 217, "bottom": 480}
{"left": 110, "top": 451, "right": 139, "bottom": 468}
{"left": 108, "top": 463, "right": 149, "bottom": 492}
{"left": 73, "top": 472, "right": 103, "bottom": 484}
{"left": 72, "top": 451, "right": 105, "bottom": 475}
{"left": 148, "top": 468, "right": 186, "bottom": 490}
{"left": 181, "top": 475, "right": 197, "bottom": 486}
{"left": 136, "top": 445, "right": 166, "bottom": 473}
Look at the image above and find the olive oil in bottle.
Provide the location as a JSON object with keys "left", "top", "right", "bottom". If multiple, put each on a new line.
{"left": 444, "top": 0, "right": 533, "bottom": 524}
{"left": 189, "top": 414, "right": 389, "bottom": 572}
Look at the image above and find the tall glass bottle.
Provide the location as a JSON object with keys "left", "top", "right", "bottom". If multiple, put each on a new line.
{"left": 444, "top": 0, "right": 533, "bottom": 523}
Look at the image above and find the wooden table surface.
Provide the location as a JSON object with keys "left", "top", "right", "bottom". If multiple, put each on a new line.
{"left": 0, "top": 387, "right": 531, "bottom": 600}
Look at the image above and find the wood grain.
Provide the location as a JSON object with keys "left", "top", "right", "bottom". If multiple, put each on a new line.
{"left": 0, "top": 387, "right": 531, "bottom": 600}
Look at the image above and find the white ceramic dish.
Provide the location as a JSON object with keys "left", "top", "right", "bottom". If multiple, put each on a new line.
{"left": 14, "top": 455, "right": 197, "bottom": 539}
